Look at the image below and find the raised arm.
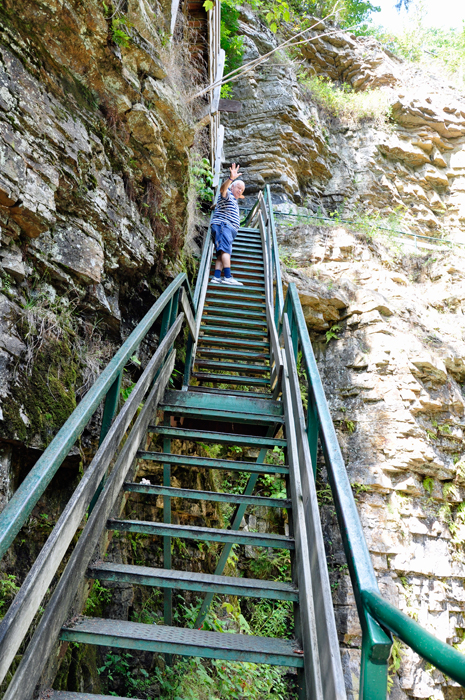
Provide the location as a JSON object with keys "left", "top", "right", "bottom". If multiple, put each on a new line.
{"left": 220, "top": 163, "right": 242, "bottom": 198}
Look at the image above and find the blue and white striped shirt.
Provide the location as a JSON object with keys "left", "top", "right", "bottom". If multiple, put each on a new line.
{"left": 211, "top": 189, "right": 240, "bottom": 232}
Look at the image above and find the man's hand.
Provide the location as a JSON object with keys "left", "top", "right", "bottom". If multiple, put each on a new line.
{"left": 229, "top": 163, "right": 242, "bottom": 181}
{"left": 220, "top": 163, "right": 242, "bottom": 198}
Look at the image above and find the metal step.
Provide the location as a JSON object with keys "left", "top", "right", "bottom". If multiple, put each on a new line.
{"left": 210, "top": 276, "right": 265, "bottom": 288}
{"left": 235, "top": 237, "right": 262, "bottom": 245}
{"left": 107, "top": 519, "right": 294, "bottom": 549}
{"left": 203, "top": 306, "right": 267, "bottom": 319}
{"left": 208, "top": 284, "right": 265, "bottom": 296}
{"left": 89, "top": 562, "right": 297, "bottom": 601}
{"left": 204, "top": 298, "right": 266, "bottom": 311}
{"left": 161, "top": 389, "right": 282, "bottom": 416}
{"left": 187, "top": 385, "right": 273, "bottom": 399}
{"left": 192, "top": 372, "right": 270, "bottom": 386}
{"left": 201, "top": 314, "right": 267, "bottom": 329}
{"left": 124, "top": 482, "right": 291, "bottom": 508}
{"left": 137, "top": 450, "right": 289, "bottom": 475}
{"left": 60, "top": 618, "right": 303, "bottom": 667}
{"left": 233, "top": 245, "right": 263, "bottom": 254}
{"left": 200, "top": 324, "right": 268, "bottom": 338}
{"left": 232, "top": 257, "right": 264, "bottom": 266}
{"left": 194, "top": 360, "right": 270, "bottom": 375}
{"left": 149, "top": 426, "right": 286, "bottom": 447}
{"left": 195, "top": 347, "right": 269, "bottom": 361}
{"left": 46, "top": 694, "right": 136, "bottom": 700}
{"left": 198, "top": 336, "right": 270, "bottom": 350}
{"left": 160, "top": 404, "right": 278, "bottom": 425}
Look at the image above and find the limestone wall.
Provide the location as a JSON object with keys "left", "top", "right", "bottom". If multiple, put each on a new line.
{"left": 223, "top": 12, "right": 465, "bottom": 700}
{"left": 0, "top": 0, "right": 199, "bottom": 452}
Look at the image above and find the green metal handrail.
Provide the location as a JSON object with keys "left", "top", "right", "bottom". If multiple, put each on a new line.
{"left": 282, "top": 282, "right": 465, "bottom": 695}
{"left": 0, "top": 272, "right": 194, "bottom": 561}
{"left": 363, "top": 590, "right": 465, "bottom": 687}
{"left": 258, "top": 189, "right": 465, "bottom": 696}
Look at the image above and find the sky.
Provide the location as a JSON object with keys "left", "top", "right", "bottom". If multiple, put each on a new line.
{"left": 372, "top": 0, "right": 465, "bottom": 30}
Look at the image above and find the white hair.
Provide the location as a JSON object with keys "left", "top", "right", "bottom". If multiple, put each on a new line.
{"left": 231, "top": 179, "right": 245, "bottom": 190}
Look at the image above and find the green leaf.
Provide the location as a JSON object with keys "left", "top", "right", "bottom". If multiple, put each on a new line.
{"left": 270, "top": 22, "right": 277, "bottom": 32}
{"left": 203, "top": 0, "right": 214, "bottom": 10}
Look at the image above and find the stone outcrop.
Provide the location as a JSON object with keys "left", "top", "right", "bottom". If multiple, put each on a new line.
{"left": 278, "top": 221, "right": 465, "bottom": 699}
{"left": 0, "top": 0, "right": 200, "bottom": 448}
{"left": 223, "top": 14, "right": 465, "bottom": 697}
{"left": 223, "top": 13, "right": 465, "bottom": 244}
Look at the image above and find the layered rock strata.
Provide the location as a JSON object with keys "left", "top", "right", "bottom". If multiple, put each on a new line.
{"left": 223, "top": 12, "right": 465, "bottom": 244}
{"left": 278, "top": 222, "right": 465, "bottom": 699}
{"left": 0, "top": 0, "right": 199, "bottom": 448}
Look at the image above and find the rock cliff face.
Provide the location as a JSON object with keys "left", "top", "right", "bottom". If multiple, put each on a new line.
{"left": 279, "top": 226, "right": 465, "bottom": 699}
{"left": 223, "top": 14, "right": 465, "bottom": 700}
{"left": 224, "top": 11, "right": 465, "bottom": 244}
{"left": 0, "top": 0, "right": 199, "bottom": 459}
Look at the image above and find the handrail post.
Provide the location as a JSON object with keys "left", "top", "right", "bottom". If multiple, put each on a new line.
{"left": 360, "top": 618, "right": 391, "bottom": 700}
{"left": 99, "top": 372, "right": 123, "bottom": 445}
{"left": 88, "top": 371, "right": 123, "bottom": 513}
{"left": 159, "top": 298, "right": 173, "bottom": 342}
{"left": 265, "top": 185, "right": 284, "bottom": 326}
{"left": 168, "top": 289, "right": 181, "bottom": 347}
{"left": 306, "top": 387, "right": 319, "bottom": 478}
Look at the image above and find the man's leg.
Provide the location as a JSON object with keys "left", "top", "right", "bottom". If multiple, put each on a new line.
{"left": 212, "top": 252, "right": 225, "bottom": 283}
{"left": 221, "top": 249, "right": 243, "bottom": 286}
{"left": 219, "top": 253, "right": 230, "bottom": 273}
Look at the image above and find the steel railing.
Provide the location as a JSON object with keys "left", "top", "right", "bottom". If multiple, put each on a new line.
{"left": 252, "top": 188, "right": 465, "bottom": 698}
{"left": 0, "top": 272, "right": 196, "bottom": 691}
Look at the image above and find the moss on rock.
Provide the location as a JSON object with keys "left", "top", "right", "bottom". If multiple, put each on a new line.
{"left": 1, "top": 338, "right": 80, "bottom": 448}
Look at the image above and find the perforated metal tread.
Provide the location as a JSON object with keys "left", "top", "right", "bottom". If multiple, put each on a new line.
{"left": 123, "top": 482, "right": 291, "bottom": 508}
{"left": 192, "top": 372, "right": 270, "bottom": 386}
{"left": 107, "top": 519, "right": 295, "bottom": 549}
{"left": 137, "top": 450, "right": 289, "bottom": 474}
{"left": 187, "top": 385, "right": 274, "bottom": 399}
{"left": 60, "top": 617, "right": 304, "bottom": 667}
{"left": 194, "top": 360, "right": 270, "bottom": 374}
{"left": 88, "top": 562, "right": 298, "bottom": 601}
{"left": 149, "top": 426, "right": 286, "bottom": 447}
{"left": 45, "top": 694, "right": 137, "bottom": 700}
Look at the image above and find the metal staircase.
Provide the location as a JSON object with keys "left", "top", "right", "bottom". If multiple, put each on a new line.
{"left": 0, "top": 189, "right": 464, "bottom": 700}
{"left": 51, "top": 211, "right": 343, "bottom": 699}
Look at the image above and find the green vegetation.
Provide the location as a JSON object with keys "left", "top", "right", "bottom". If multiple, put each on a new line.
{"left": 422, "top": 477, "right": 434, "bottom": 494}
{"left": 325, "top": 323, "right": 341, "bottom": 343}
{"left": 279, "top": 247, "right": 299, "bottom": 268}
{"left": 1, "top": 287, "right": 114, "bottom": 447}
{"left": 84, "top": 580, "right": 112, "bottom": 615}
{"left": 351, "top": 482, "right": 371, "bottom": 500}
{"left": 102, "top": 2, "right": 132, "bottom": 48}
{"left": 220, "top": 0, "right": 245, "bottom": 73}
{"left": 96, "top": 592, "right": 297, "bottom": 698}
{"left": 369, "top": 3, "right": 465, "bottom": 89}
{"left": 300, "top": 74, "right": 391, "bottom": 127}
{"left": 190, "top": 153, "right": 214, "bottom": 205}
{"left": 204, "top": 0, "right": 383, "bottom": 90}
{"left": 0, "top": 574, "right": 19, "bottom": 619}
{"left": 387, "top": 638, "right": 403, "bottom": 693}
{"left": 288, "top": 0, "right": 381, "bottom": 30}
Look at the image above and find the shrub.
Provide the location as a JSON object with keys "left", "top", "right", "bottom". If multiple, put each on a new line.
{"left": 368, "top": 2, "right": 465, "bottom": 89}
{"left": 300, "top": 74, "right": 391, "bottom": 127}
